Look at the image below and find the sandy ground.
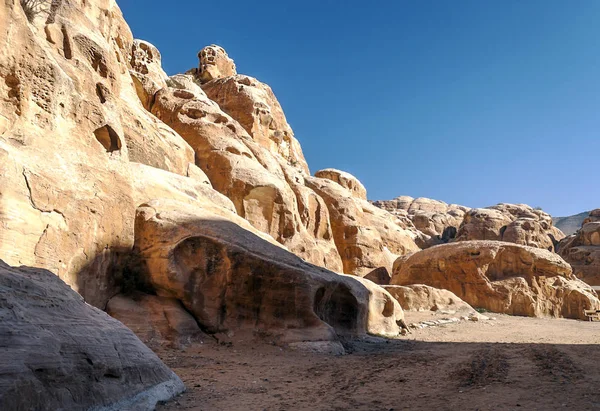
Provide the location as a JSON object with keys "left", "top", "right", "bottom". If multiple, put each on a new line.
{"left": 156, "top": 312, "right": 600, "bottom": 411}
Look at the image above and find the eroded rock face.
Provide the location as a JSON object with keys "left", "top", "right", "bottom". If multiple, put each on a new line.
{"left": 150, "top": 84, "right": 343, "bottom": 272}
{"left": 383, "top": 284, "right": 474, "bottom": 313}
{"left": 107, "top": 293, "right": 205, "bottom": 349}
{"left": 306, "top": 177, "right": 419, "bottom": 276}
{"left": 197, "top": 45, "right": 236, "bottom": 82}
{"left": 558, "top": 210, "right": 600, "bottom": 286}
{"left": 201, "top": 74, "right": 309, "bottom": 174}
{"left": 0, "top": 0, "right": 199, "bottom": 308}
{"left": 314, "top": 169, "right": 367, "bottom": 200}
{"left": 391, "top": 241, "right": 599, "bottom": 319}
{"left": 456, "top": 204, "right": 565, "bottom": 251}
{"left": 134, "top": 199, "right": 404, "bottom": 341}
{"left": 0, "top": 261, "right": 184, "bottom": 410}
{"left": 372, "top": 197, "right": 469, "bottom": 248}
{"left": 130, "top": 39, "right": 168, "bottom": 110}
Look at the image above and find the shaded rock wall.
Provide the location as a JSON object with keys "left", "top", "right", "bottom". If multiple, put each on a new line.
{"left": 0, "top": 260, "right": 184, "bottom": 410}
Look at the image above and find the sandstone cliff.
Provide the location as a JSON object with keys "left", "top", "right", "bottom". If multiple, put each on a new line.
{"left": 0, "top": 0, "right": 415, "bottom": 407}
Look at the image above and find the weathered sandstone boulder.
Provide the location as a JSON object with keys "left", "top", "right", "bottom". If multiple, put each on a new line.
{"left": 196, "top": 44, "right": 236, "bottom": 83}
{"left": 558, "top": 210, "right": 600, "bottom": 286}
{"left": 391, "top": 241, "right": 599, "bottom": 319}
{"left": 305, "top": 176, "right": 419, "bottom": 276}
{"left": 314, "top": 169, "right": 367, "bottom": 200}
{"left": 456, "top": 204, "right": 565, "bottom": 251}
{"left": 201, "top": 74, "right": 309, "bottom": 174}
{"left": 383, "top": 284, "right": 474, "bottom": 313}
{"left": 107, "top": 293, "right": 204, "bottom": 349}
{"left": 0, "top": 261, "right": 184, "bottom": 410}
{"left": 134, "top": 199, "right": 404, "bottom": 342}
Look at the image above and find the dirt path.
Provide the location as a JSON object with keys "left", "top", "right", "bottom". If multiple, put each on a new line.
{"left": 157, "top": 314, "right": 600, "bottom": 410}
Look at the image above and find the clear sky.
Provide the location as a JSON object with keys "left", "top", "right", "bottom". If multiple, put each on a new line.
{"left": 119, "top": 0, "right": 600, "bottom": 217}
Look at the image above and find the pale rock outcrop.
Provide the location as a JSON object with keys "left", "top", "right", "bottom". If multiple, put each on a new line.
{"left": 558, "top": 209, "right": 600, "bottom": 286}
{"left": 201, "top": 74, "right": 309, "bottom": 174}
{"left": 0, "top": 260, "right": 184, "bottom": 410}
{"left": 314, "top": 168, "right": 367, "bottom": 200}
{"left": 196, "top": 44, "right": 237, "bottom": 83}
{"left": 167, "top": 73, "right": 207, "bottom": 99}
{"left": 383, "top": 284, "right": 474, "bottom": 313}
{"left": 457, "top": 204, "right": 565, "bottom": 251}
{"left": 130, "top": 39, "right": 168, "bottom": 110}
{"left": 305, "top": 176, "right": 419, "bottom": 276}
{"left": 129, "top": 162, "right": 237, "bottom": 214}
{"left": 134, "top": 199, "right": 404, "bottom": 342}
{"left": 455, "top": 208, "right": 513, "bottom": 242}
{"left": 150, "top": 83, "right": 343, "bottom": 271}
{"left": 121, "top": 106, "right": 195, "bottom": 176}
{"left": 372, "top": 196, "right": 469, "bottom": 247}
{"left": 107, "top": 293, "right": 205, "bottom": 349}
{"left": 0, "top": 0, "right": 198, "bottom": 308}
{"left": 391, "top": 241, "right": 599, "bottom": 319}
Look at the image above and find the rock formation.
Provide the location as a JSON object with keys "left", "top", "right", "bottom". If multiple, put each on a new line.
{"left": 314, "top": 168, "right": 367, "bottom": 200}
{"left": 558, "top": 209, "right": 600, "bottom": 286}
{"left": 371, "top": 196, "right": 470, "bottom": 247}
{"left": 383, "top": 284, "right": 474, "bottom": 313}
{"left": 196, "top": 45, "right": 236, "bottom": 83}
{"left": 201, "top": 73, "right": 308, "bottom": 173}
{"left": 553, "top": 211, "right": 590, "bottom": 236}
{"left": 107, "top": 293, "right": 205, "bottom": 349}
{"left": 0, "top": 260, "right": 184, "bottom": 410}
{"left": 373, "top": 198, "right": 565, "bottom": 251}
{"left": 391, "top": 241, "right": 599, "bottom": 319}
{"left": 305, "top": 176, "right": 419, "bottom": 276}
{"left": 456, "top": 204, "right": 565, "bottom": 251}
{"left": 134, "top": 199, "right": 405, "bottom": 342}
{"left": 1, "top": 0, "right": 593, "bottom": 408}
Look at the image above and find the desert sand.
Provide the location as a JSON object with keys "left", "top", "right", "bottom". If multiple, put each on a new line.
{"left": 157, "top": 313, "right": 600, "bottom": 410}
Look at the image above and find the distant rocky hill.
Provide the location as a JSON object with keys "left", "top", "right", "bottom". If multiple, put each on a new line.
{"left": 553, "top": 212, "right": 590, "bottom": 235}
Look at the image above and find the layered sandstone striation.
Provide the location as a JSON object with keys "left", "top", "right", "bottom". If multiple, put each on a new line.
{"left": 391, "top": 241, "right": 599, "bottom": 319}
{"left": 0, "top": 261, "right": 184, "bottom": 410}
{"left": 558, "top": 209, "right": 600, "bottom": 286}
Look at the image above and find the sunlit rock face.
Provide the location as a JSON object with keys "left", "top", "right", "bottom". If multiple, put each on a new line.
{"left": 305, "top": 176, "right": 420, "bottom": 277}
{"left": 372, "top": 198, "right": 565, "bottom": 251}
{"left": 391, "top": 240, "right": 599, "bottom": 320}
{"left": 197, "top": 45, "right": 237, "bottom": 82}
{"left": 558, "top": 209, "right": 600, "bottom": 286}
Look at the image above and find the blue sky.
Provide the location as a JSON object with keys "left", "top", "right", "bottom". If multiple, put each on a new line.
{"left": 119, "top": 0, "right": 600, "bottom": 217}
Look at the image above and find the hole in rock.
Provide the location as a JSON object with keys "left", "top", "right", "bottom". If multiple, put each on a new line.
{"left": 93, "top": 125, "right": 121, "bottom": 152}
{"left": 382, "top": 295, "right": 395, "bottom": 318}
{"left": 313, "top": 285, "right": 359, "bottom": 333}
